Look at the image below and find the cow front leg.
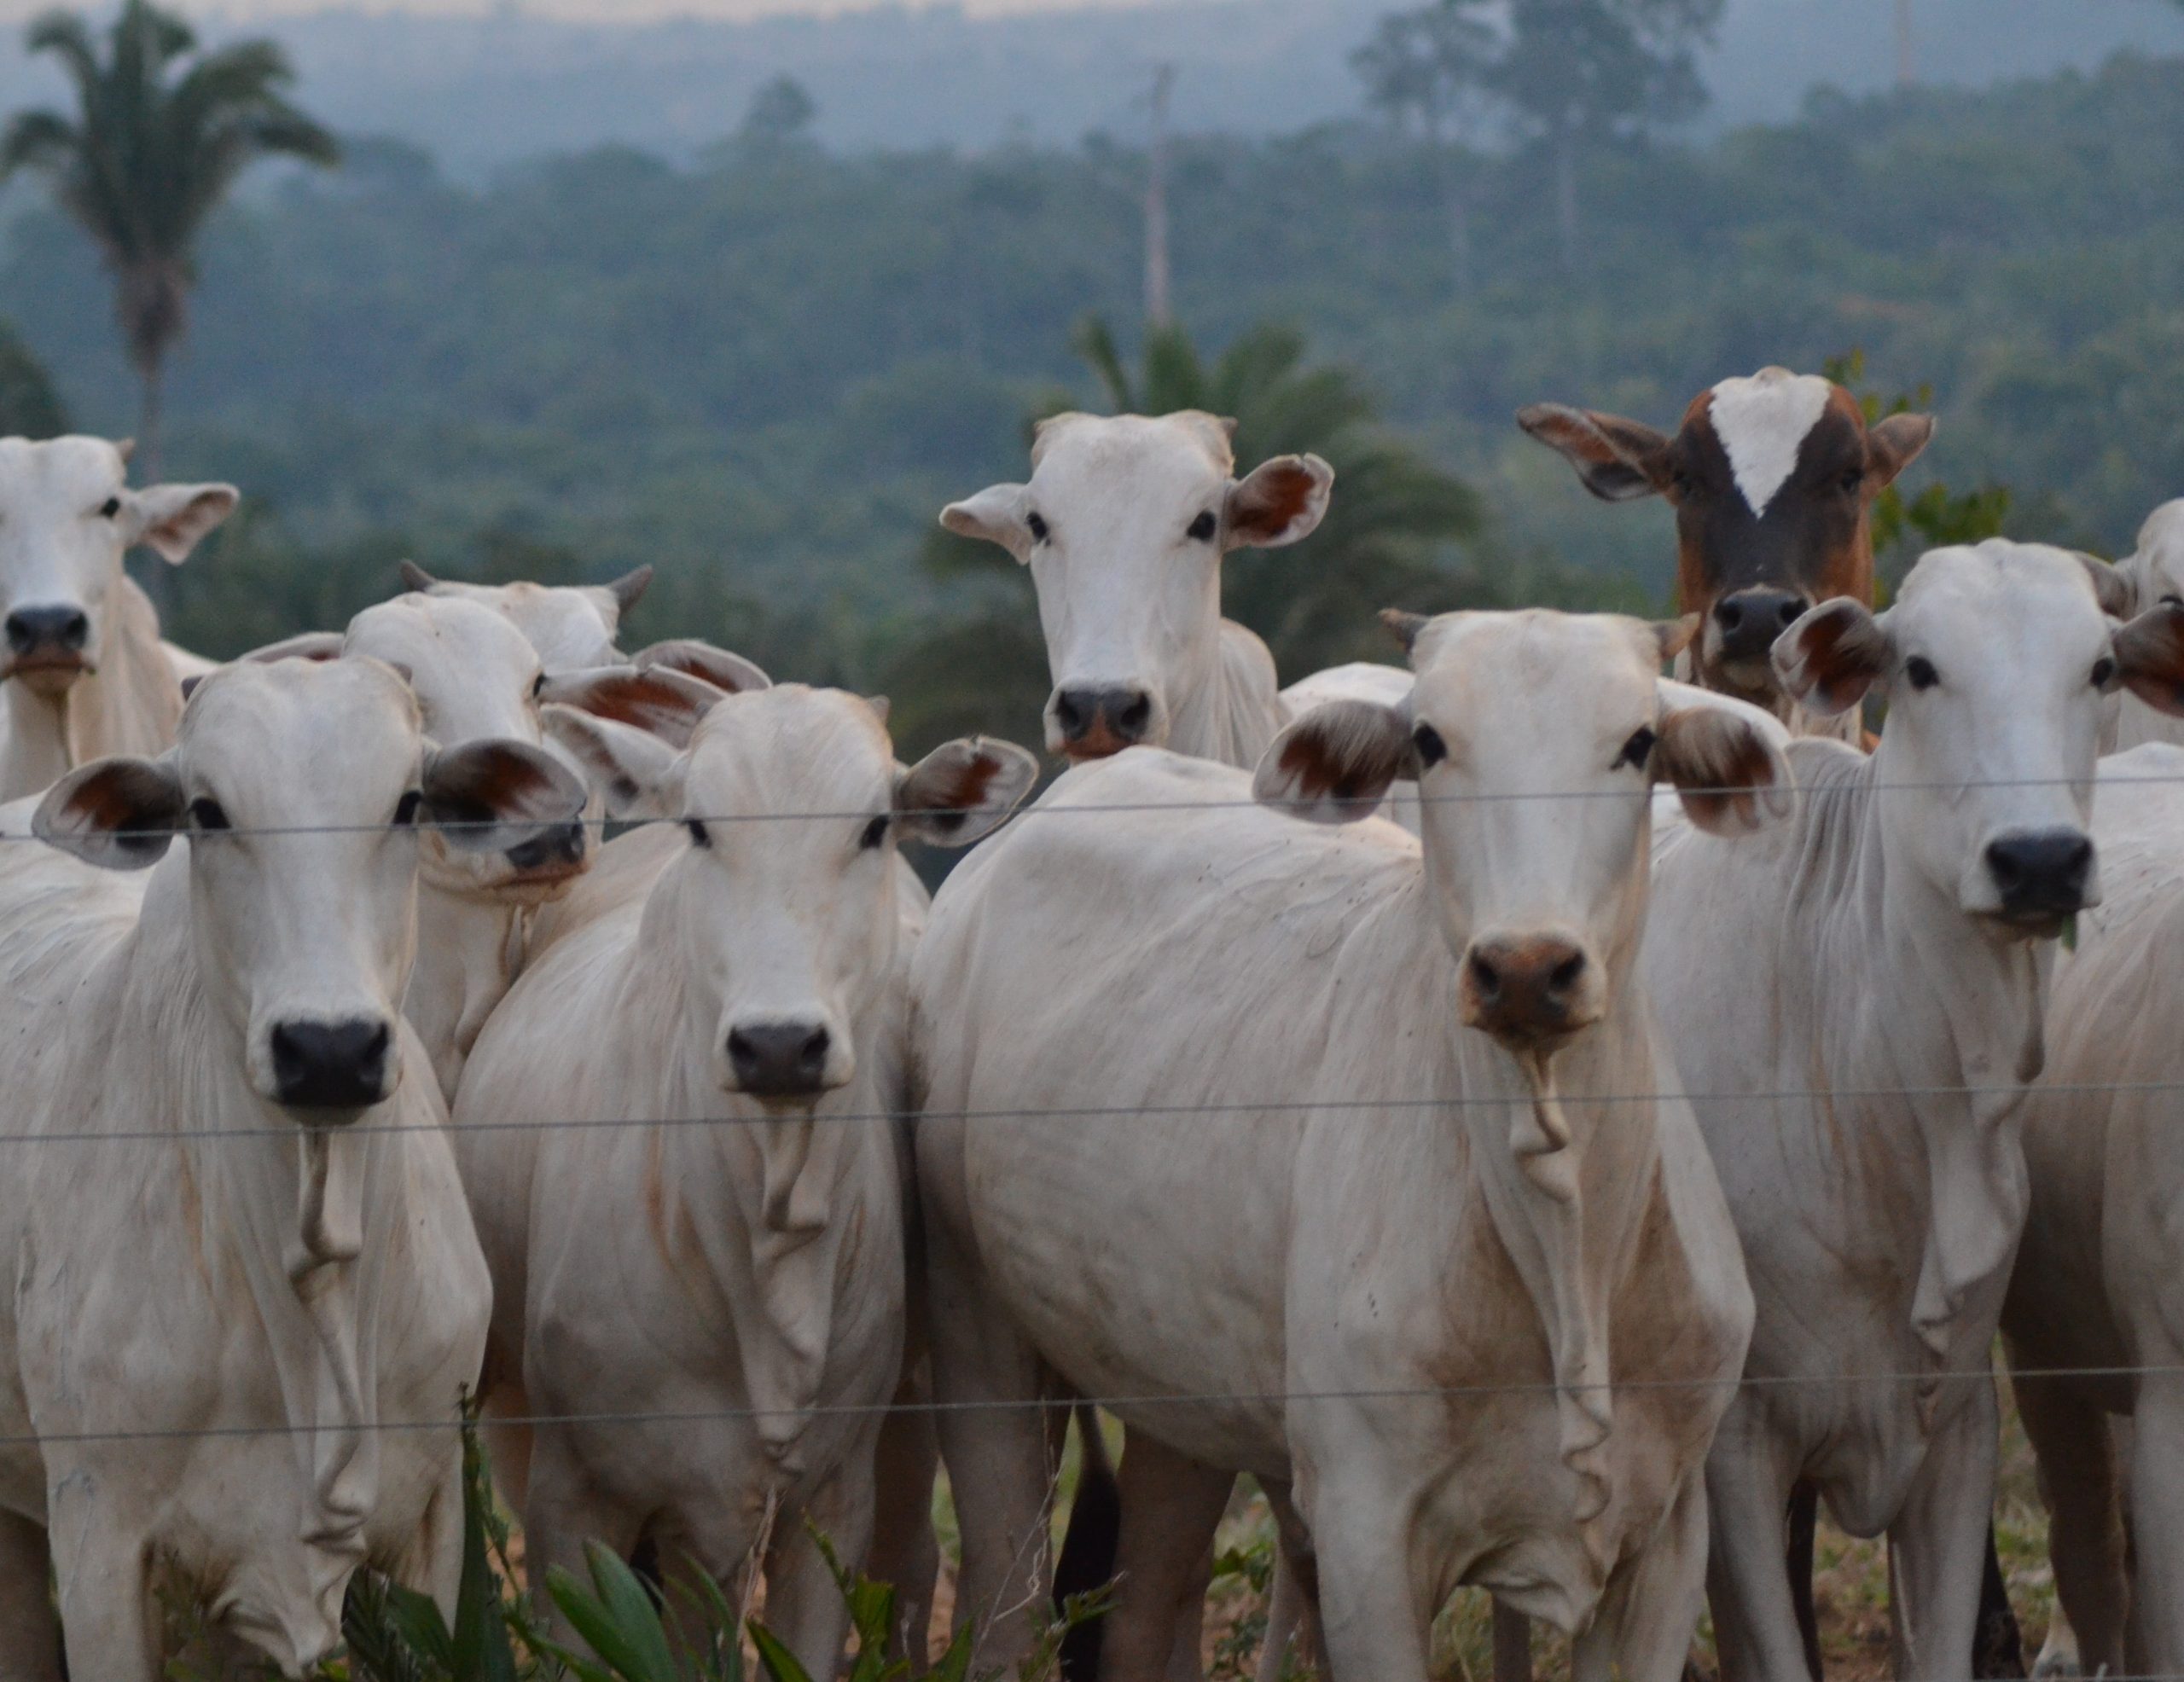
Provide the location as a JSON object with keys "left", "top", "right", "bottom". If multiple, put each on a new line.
{"left": 2122, "top": 1370, "right": 2184, "bottom": 1675}
{"left": 48, "top": 1507, "right": 160, "bottom": 1682}
{"left": 764, "top": 1460, "right": 878, "bottom": 1680}
{"left": 0, "top": 1509, "right": 61, "bottom": 1682}
{"left": 868, "top": 1360, "right": 941, "bottom": 1663}
{"left": 522, "top": 1426, "right": 647, "bottom": 1638}
{"left": 1703, "top": 1402, "right": 1811, "bottom": 1682}
{"left": 1577, "top": 1470, "right": 1710, "bottom": 1682}
{"left": 1297, "top": 1436, "right": 1432, "bottom": 1682}
{"left": 1889, "top": 1381, "right": 2000, "bottom": 1682}
{"left": 1098, "top": 1429, "right": 1228, "bottom": 1682}
{"left": 1258, "top": 1482, "right": 1328, "bottom": 1682}
{"left": 925, "top": 1209, "right": 1054, "bottom": 1671}
{"left": 2013, "top": 1367, "right": 2123, "bottom": 1677}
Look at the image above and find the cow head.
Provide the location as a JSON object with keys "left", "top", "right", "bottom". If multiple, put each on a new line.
{"left": 1775, "top": 541, "right": 2184, "bottom": 937}
{"left": 2106, "top": 500, "right": 2184, "bottom": 617}
{"left": 398, "top": 559, "right": 652, "bottom": 671}
{"left": 34, "top": 658, "right": 585, "bottom": 1114}
{"left": 544, "top": 686, "right": 1036, "bottom": 1108}
{"left": 1519, "top": 368, "right": 1932, "bottom": 714}
{"left": 942, "top": 411, "right": 1332, "bottom": 760}
{"left": 0, "top": 436, "right": 235, "bottom": 696}
{"left": 1256, "top": 610, "right": 1792, "bottom": 1062}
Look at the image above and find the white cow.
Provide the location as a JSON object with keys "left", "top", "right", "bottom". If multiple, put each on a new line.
{"left": 942, "top": 411, "right": 1333, "bottom": 767}
{"left": 2000, "top": 727, "right": 2184, "bottom": 1679}
{"left": 2088, "top": 502, "right": 2184, "bottom": 752}
{"left": 0, "top": 435, "right": 237, "bottom": 798}
{"left": 452, "top": 684, "right": 1035, "bottom": 1670}
{"left": 238, "top": 594, "right": 735, "bottom": 1099}
{"left": 0, "top": 656, "right": 584, "bottom": 1678}
{"left": 1645, "top": 541, "right": 2184, "bottom": 1680}
{"left": 913, "top": 608, "right": 1795, "bottom": 1681}
{"left": 397, "top": 557, "right": 653, "bottom": 672}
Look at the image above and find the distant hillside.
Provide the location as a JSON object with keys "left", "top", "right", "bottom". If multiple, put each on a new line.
{"left": 0, "top": 0, "right": 2175, "bottom": 175}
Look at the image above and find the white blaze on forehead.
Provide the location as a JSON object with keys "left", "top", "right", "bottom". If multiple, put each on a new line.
{"left": 1709, "top": 368, "right": 1833, "bottom": 518}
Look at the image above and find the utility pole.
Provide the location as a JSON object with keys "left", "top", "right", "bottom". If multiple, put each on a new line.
{"left": 1144, "top": 63, "right": 1174, "bottom": 328}
{"left": 1896, "top": 0, "right": 1914, "bottom": 88}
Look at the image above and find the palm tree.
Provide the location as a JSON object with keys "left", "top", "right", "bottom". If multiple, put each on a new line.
{"left": 0, "top": 0, "right": 338, "bottom": 473}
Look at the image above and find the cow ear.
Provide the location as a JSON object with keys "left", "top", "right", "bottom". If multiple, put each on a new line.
{"left": 34, "top": 754, "right": 185, "bottom": 869}
{"left": 939, "top": 484, "right": 1033, "bottom": 562}
{"left": 539, "top": 704, "right": 686, "bottom": 820}
{"left": 239, "top": 631, "right": 346, "bottom": 665}
{"left": 630, "top": 640, "right": 770, "bottom": 696}
{"left": 1253, "top": 699, "right": 1412, "bottom": 824}
{"left": 540, "top": 664, "right": 724, "bottom": 749}
{"left": 1866, "top": 412, "right": 1936, "bottom": 490}
{"left": 894, "top": 737, "right": 1039, "bottom": 848}
{"left": 1653, "top": 614, "right": 1700, "bottom": 665}
{"left": 397, "top": 559, "right": 440, "bottom": 594}
{"left": 1774, "top": 597, "right": 1891, "bottom": 716}
{"left": 1225, "top": 454, "right": 1334, "bottom": 551}
{"left": 127, "top": 483, "right": 240, "bottom": 564}
{"left": 2112, "top": 601, "right": 2184, "bottom": 717}
{"left": 2073, "top": 551, "right": 2136, "bottom": 620}
{"left": 1515, "top": 404, "right": 1673, "bottom": 503}
{"left": 1655, "top": 704, "right": 1795, "bottom": 835}
{"left": 604, "top": 564, "right": 653, "bottom": 617}
{"left": 420, "top": 738, "right": 587, "bottom": 853}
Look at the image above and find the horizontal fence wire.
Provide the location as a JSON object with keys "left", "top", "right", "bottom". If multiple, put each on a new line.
{"left": 1, "top": 1363, "right": 2176, "bottom": 1449}
{"left": 0, "top": 1078, "right": 2179, "bottom": 1146}
{"left": 4, "top": 764, "right": 2184, "bottom": 841}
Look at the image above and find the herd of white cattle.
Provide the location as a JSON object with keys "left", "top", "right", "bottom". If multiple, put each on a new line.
{"left": 4, "top": 368, "right": 2184, "bottom": 1682}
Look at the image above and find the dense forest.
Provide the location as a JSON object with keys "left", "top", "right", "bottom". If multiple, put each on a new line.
{"left": 4, "top": 44, "right": 2183, "bottom": 749}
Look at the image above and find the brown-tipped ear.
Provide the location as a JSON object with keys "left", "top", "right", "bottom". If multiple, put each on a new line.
{"left": 1774, "top": 598, "right": 1891, "bottom": 716}
{"left": 605, "top": 565, "right": 653, "bottom": 616}
{"left": 2073, "top": 551, "right": 2136, "bottom": 620}
{"left": 131, "top": 483, "right": 240, "bottom": 564}
{"left": 1380, "top": 609, "right": 1431, "bottom": 655}
{"left": 398, "top": 559, "right": 439, "bottom": 594}
{"left": 1655, "top": 705, "right": 1794, "bottom": 836}
{"left": 33, "top": 755, "right": 185, "bottom": 870}
{"left": 1225, "top": 454, "right": 1334, "bottom": 551}
{"left": 938, "top": 483, "right": 1033, "bottom": 561}
{"left": 894, "top": 737, "right": 1039, "bottom": 847}
{"left": 1515, "top": 403, "right": 1673, "bottom": 503}
{"left": 1252, "top": 700, "right": 1412, "bottom": 825}
{"left": 540, "top": 705, "right": 686, "bottom": 820}
{"left": 2114, "top": 601, "right": 2184, "bottom": 717}
{"left": 630, "top": 640, "right": 770, "bottom": 696}
{"left": 1654, "top": 614, "right": 1700, "bottom": 665}
{"left": 538, "top": 664, "right": 724, "bottom": 749}
{"left": 1866, "top": 412, "right": 1936, "bottom": 490}
{"left": 115, "top": 437, "right": 136, "bottom": 464}
{"left": 420, "top": 738, "right": 588, "bottom": 852}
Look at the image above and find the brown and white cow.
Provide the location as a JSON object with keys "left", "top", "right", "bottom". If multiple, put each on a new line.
{"left": 1519, "top": 368, "right": 1932, "bottom": 732}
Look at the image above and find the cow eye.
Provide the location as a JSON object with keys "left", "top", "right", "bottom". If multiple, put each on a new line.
{"left": 2092, "top": 656, "right": 2117, "bottom": 689}
{"left": 1187, "top": 510, "right": 1218, "bottom": 542}
{"left": 1411, "top": 723, "right": 1447, "bottom": 768}
{"left": 686, "top": 819, "right": 711, "bottom": 850}
{"left": 1615, "top": 726, "right": 1658, "bottom": 771}
{"left": 1905, "top": 656, "right": 1940, "bottom": 691}
{"left": 1026, "top": 512, "right": 1049, "bottom": 544}
{"left": 392, "top": 790, "right": 422, "bottom": 826}
{"left": 859, "top": 814, "right": 890, "bottom": 850}
{"left": 2163, "top": 594, "right": 2183, "bottom": 610}
{"left": 188, "top": 798, "right": 230, "bottom": 832}
{"left": 1838, "top": 465, "right": 1865, "bottom": 495}
{"left": 531, "top": 671, "right": 547, "bottom": 699}
{"left": 97, "top": 496, "right": 121, "bottom": 519}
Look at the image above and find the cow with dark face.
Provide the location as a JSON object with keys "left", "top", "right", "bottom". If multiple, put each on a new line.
{"left": 1519, "top": 368, "right": 1933, "bottom": 729}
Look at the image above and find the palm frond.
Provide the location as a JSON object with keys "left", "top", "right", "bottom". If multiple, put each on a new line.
{"left": 1068, "top": 314, "right": 1135, "bottom": 412}
{"left": 0, "top": 109, "right": 79, "bottom": 179}
{"left": 1139, "top": 318, "right": 1205, "bottom": 413}
{"left": 22, "top": 10, "right": 102, "bottom": 106}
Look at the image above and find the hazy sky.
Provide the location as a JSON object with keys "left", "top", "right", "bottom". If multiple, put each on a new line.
{"left": 0, "top": 0, "right": 1140, "bottom": 18}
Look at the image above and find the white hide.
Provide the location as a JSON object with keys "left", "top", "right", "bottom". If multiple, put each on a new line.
{"left": 0, "top": 657, "right": 588, "bottom": 1677}
{"left": 2103, "top": 500, "right": 2184, "bottom": 751}
{"left": 1707, "top": 368, "right": 1833, "bottom": 518}
{"left": 2001, "top": 742, "right": 2184, "bottom": 1678}
{"left": 942, "top": 411, "right": 1332, "bottom": 767}
{"left": 915, "top": 611, "right": 1785, "bottom": 1681}
{"left": 0, "top": 437, "right": 236, "bottom": 798}
{"left": 1643, "top": 542, "right": 2169, "bottom": 1681}
{"left": 398, "top": 560, "right": 650, "bottom": 672}
{"left": 453, "top": 687, "right": 1034, "bottom": 1673}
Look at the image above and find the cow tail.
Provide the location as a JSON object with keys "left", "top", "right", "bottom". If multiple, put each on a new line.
{"left": 1054, "top": 1402, "right": 1119, "bottom": 1682}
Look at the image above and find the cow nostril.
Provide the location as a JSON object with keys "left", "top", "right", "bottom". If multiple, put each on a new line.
{"left": 1468, "top": 950, "right": 1502, "bottom": 999}
{"left": 1117, "top": 693, "right": 1153, "bottom": 737}
{"left": 269, "top": 1018, "right": 392, "bottom": 1110}
{"left": 1053, "top": 691, "right": 1090, "bottom": 740}
{"left": 5, "top": 606, "right": 90, "bottom": 656}
{"left": 798, "top": 1026, "right": 830, "bottom": 1072}
{"left": 1713, "top": 600, "right": 1744, "bottom": 632}
{"left": 1778, "top": 598, "right": 1808, "bottom": 627}
{"left": 1549, "top": 951, "right": 1588, "bottom": 994}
